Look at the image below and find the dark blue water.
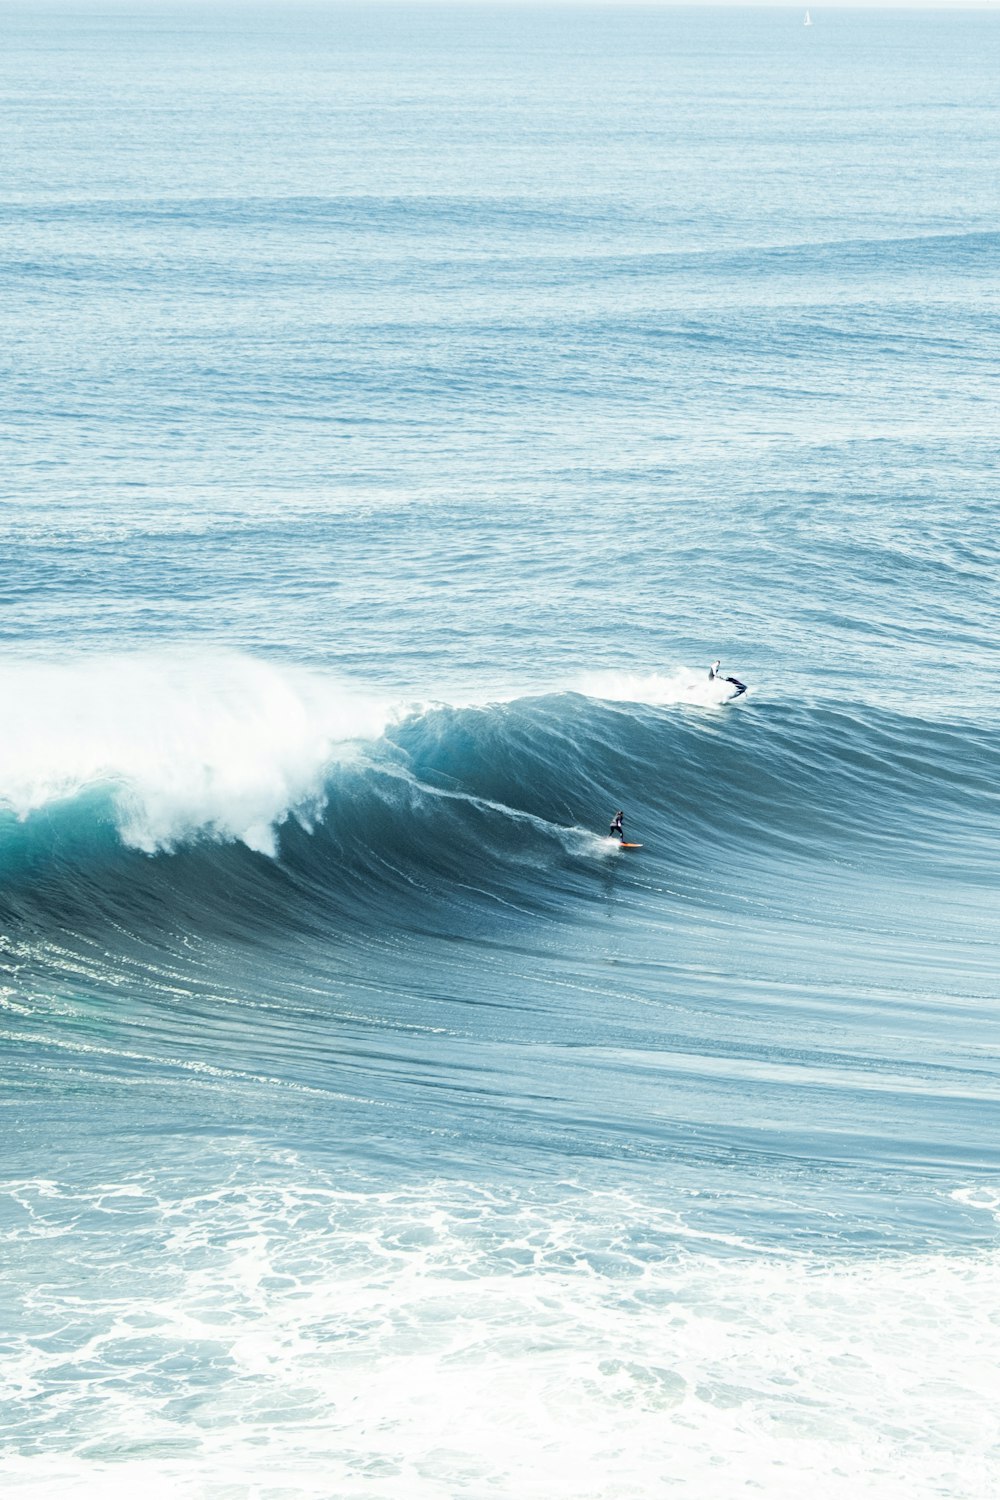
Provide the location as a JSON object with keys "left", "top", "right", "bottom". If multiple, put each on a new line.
{"left": 2, "top": 5, "right": 999, "bottom": 1494}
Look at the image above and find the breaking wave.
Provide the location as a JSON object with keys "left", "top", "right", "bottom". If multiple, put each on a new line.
{"left": 1, "top": 649, "right": 996, "bottom": 942}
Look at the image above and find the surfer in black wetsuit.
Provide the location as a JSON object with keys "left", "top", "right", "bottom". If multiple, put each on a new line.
{"left": 709, "top": 660, "right": 747, "bottom": 696}
{"left": 609, "top": 810, "right": 624, "bottom": 841}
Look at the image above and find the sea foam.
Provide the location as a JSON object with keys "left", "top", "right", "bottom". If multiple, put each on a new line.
{"left": 0, "top": 651, "right": 396, "bottom": 855}
{"left": 574, "top": 666, "right": 749, "bottom": 710}
{"left": 2, "top": 1165, "right": 997, "bottom": 1500}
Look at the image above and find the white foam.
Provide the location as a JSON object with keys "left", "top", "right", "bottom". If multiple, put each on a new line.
{"left": 1, "top": 1168, "right": 997, "bottom": 1499}
{"left": 952, "top": 1185, "right": 1000, "bottom": 1223}
{"left": 0, "top": 650, "right": 397, "bottom": 854}
{"left": 574, "top": 665, "right": 748, "bottom": 710}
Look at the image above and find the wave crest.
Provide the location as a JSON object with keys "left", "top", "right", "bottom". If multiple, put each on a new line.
{"left": 0, "top": 651, "right": 396, "bottom": 855}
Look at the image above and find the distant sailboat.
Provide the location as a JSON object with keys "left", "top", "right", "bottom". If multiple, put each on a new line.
{"left": 804, "top": 9, "right": 812, "bottom": 24}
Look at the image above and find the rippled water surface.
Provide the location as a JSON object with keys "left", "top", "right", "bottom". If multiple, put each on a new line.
{"left": 2, "top": 4, "right": 999, "bottom": 1495}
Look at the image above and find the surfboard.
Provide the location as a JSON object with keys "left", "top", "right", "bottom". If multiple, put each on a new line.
{"left": 618, "top": 842, "right": 643, "bottom": 849}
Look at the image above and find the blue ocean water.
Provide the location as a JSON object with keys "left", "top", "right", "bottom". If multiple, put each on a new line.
{"left": 2, "top": 3, "right": 999, "bottom": 1494}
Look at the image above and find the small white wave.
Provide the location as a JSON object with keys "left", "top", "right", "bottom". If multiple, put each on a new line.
{"left": 952, "top": 1185, "right": 1000, "bottom": 1223}
{"left": 0, "top": 650, "right": 398, "bottom": 855}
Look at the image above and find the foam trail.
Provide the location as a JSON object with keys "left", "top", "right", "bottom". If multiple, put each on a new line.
{"left": 375, "top": 761, "right": 613, "bottom": 859}
{"left": 574, "top": 666, "right": 749, "bottom": 709}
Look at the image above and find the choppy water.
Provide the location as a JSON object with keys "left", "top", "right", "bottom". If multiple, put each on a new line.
{"left": 2, "top": 4, "right": 999, "bottom": 1495}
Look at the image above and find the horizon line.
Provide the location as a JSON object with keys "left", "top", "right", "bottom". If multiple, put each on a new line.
{"left": 4, "top": 0, "right": 998, "bottom": 10}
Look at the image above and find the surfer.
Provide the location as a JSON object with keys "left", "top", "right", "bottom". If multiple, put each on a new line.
{"left": 709, "top": 660, "right": 747, "bottom": 696}
{"left": 609, "top": 810, "right": 624, "bottom": 841}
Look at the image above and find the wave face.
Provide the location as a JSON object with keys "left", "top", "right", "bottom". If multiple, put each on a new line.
{"left": 4, "top": 5, "right": 1000, "bottom": 1496}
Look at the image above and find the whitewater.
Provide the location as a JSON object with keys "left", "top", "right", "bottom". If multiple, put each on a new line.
{"left": 2, "top": 4, "right": 999, "bottom": 1497}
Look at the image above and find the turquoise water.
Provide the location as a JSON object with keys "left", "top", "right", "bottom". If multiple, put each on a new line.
{"left": 2, "top": 5, "right": 999, "bottom": 1495}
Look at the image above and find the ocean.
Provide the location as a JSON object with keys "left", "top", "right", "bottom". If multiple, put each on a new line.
{"left": 1, "top": 3, "right": 999, "bottom": 1495}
